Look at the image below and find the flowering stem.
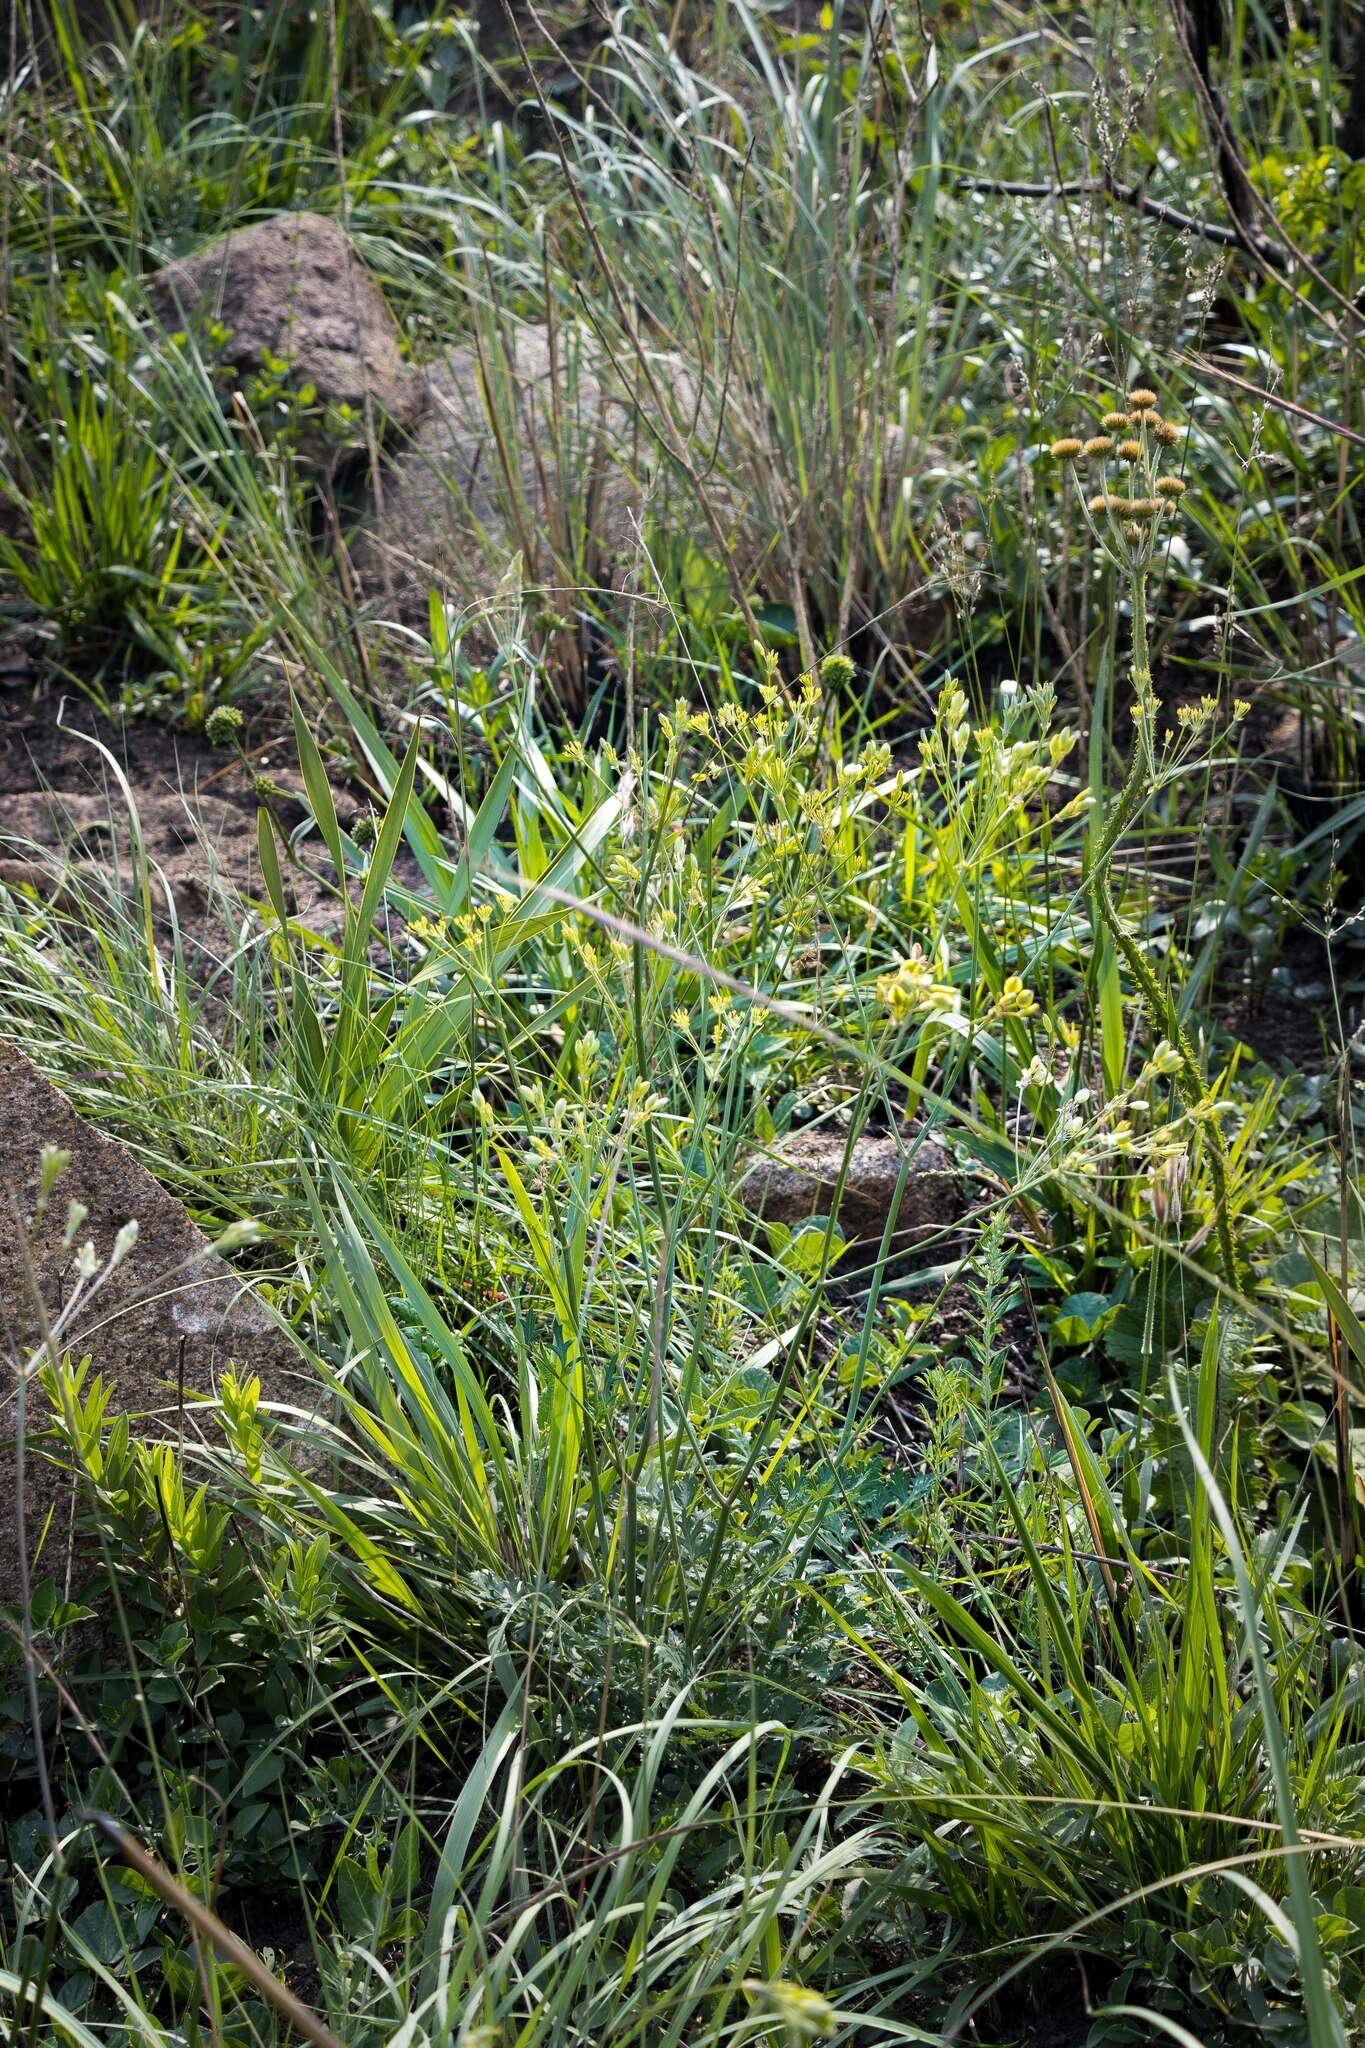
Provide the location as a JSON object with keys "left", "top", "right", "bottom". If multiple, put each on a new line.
{"left": 1087, "top": 569, "right": 1246, "bottom": 1301}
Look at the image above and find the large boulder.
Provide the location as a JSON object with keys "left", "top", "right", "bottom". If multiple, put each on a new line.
{"left": 739, "top": 1125, "right": 961, "bottom": 1253}
{"left": 147, "top": 212, "right": 422, "bottom": 451}
{"left": 351, "top": 323, "right": 667, "bottom": 621}
{"left": 0, "top": 1045, "right": 314, "bottom": 1607}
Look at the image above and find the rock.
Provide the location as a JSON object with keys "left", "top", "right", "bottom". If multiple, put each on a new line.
{"left": 352, "top": 322, "right": 655, "bottom": 620}
{"left": 739, "top": 1126, "right": 960, "bottom": 1251}
{"left": 146, "top": 212, "right": 422, "bottom": 452}
{"left": 0, "top": 1045, "right": 313, "bottom": 1606}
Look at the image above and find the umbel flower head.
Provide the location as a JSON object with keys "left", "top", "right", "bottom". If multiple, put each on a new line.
{"left": 1045, "top": 382, "right": 1193, "bottom": 573}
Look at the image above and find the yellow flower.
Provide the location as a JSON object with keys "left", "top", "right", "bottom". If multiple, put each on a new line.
{"left": 989, "top": 974, "right": 1039, "bottom": 1020}
{"left": 876, "top": 944, "right": 955, "bottom": 1020}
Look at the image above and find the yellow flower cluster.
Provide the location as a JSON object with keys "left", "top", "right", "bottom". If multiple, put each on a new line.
{"left": 875, "top": 943, "right": 957, "bottom": 1020}
{"left": 1050, "top": 384, "right": 1192, "bottom": 569}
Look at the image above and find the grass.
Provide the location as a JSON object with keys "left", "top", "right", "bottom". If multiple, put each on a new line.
{"left": 2, "top": 2, "right": 1364, "bottom": 2043}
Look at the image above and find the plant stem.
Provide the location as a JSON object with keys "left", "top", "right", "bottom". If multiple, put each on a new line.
{"left": 1088, "top": 569, "right": 1246, "bottom": 1300}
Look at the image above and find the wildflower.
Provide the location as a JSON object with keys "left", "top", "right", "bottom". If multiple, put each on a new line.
{"left": 1117, "top": 439, "right": 1143, "bottom": 463}
{"left": 109, "top": 1219, "right": 139, "bottom": 1270}
{"left": 743, "top": 1980, "right": 838, "bottom": 2041}
{"left": 990, "top": 974, "right": 1039, "bottom": 1019}
{"left": 876, "top": 944, "right": 955, "bottom": 1020}
{"left": 1155, "top": 475, "right": 1187, "bottom": 499}
{"left": 1018, "top": 1053, "right": 1052, "bottom": 1090}
{"left": 1128, "top": 387, "right": 1158, "bottom": 410}
{"left": 1101, "top": 411, "right": 1132, "bottom": 430}
{"left": 820, "top": 652, "right": 856, "bottom": 689}
{"left": 1082, "top": 435, "right": 1113, "bottom": 457}
{"left": 999, "top": 677, "right": 1019, "bottom": 699}
{"left": 205, "top": 704, "right": 245, "bottom": 749}
{"left": 1049, "top": 436, "right": 1084, "bottom": 458}
{"left": 39, "top": 1144, "right": 70, "bottom": 1197}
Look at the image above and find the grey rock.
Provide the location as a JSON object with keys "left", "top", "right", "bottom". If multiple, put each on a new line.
{"left": 352, "top": 322, "right": 653, "bottom": 619}
{"left": 739, "top": 1126, "right": 960, "bottom": 1250}
{"left": 0, "top": 1045, "right": 314, "bottom": 1605}
{"left": 147, "top": 212, "right": 422, "bottom": 448}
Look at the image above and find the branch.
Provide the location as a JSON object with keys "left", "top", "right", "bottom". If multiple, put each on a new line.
{"left": 947, "top": 173, "right": 1286, "bottom": 266}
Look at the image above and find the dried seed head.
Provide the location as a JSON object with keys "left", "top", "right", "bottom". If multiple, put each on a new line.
{"left": 1049, "top": 437, "right": 1084, "bottom": 458}
{"left": 1130, "top": 499, "right": 1163, "bottom": 519}
{"left": 1101, "top": 411, "right": 1132, "bottom": 430}
{"left": 1082, "top": 435, "right": 1113, "bottom": 458}
{"left": 1128, "top": 388, "right": 1158, "bottom": 410}
{"left": 1155, "top": 475, "right": 1186, "bottom": 499}
{"left": 1123, "top": 521, "right": 1143, "bottom": 542}
{"left": 1152, "top": 418, "right": 1182, "bottom": 446}
{"left": 1086, "top": 493, "right": 1111, "bottom": 516}
{"left": 1118, "top": 439, "right": 1143, "bottom": 463}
